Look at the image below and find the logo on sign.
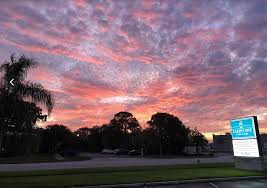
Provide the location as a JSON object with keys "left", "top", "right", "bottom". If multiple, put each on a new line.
{"left": 230, "top": 117, "right": 256, "bottom": 140}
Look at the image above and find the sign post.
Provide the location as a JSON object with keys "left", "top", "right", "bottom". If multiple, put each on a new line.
{"left": 230, "top": 116, "right": 264, "bottom": 171}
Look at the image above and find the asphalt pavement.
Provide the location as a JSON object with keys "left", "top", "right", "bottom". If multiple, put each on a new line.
{"left": 0, "top": 155, "right": 234, "bottom": 171}
{"left": 149, "top": 179, "right": 267, "bottom": 188}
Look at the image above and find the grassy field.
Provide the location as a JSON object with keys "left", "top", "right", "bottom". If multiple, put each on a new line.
{"left": 0, "top": 163, "right": 265, "bottom": 188}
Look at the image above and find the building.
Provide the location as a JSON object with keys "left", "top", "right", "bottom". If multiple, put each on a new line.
{"left": 260, "top": 134, "right": 267, "bottom": 152}
{"left": 212, "top": 133, "right": 233, "bottom": 152}
{"left": 212, "top": 133, "right": 267, "bottom": 153}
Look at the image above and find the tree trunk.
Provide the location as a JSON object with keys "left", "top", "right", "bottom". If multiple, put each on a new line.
{"left": 196, "top": 143, "right": 199, "bottom": 154}
{"left": 159, "top": 142, "right": 163, "bottom": 156}
{"left": 0, "top": 129, "right": 4, "bottom": 152}
{"left": 24, "top": 132, "right": 32, "bottom": 156}
{"left": 157, "top": 127, "right": 163, "bottom": 156}
{"left": 159, "top": 136, "right": 163, "bottom": 156}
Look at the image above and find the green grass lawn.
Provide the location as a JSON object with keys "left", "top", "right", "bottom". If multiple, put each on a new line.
{"left": 0, "top": 163, "right": 265, "bottom": 188}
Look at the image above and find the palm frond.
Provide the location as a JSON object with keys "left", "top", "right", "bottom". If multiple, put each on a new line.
{"left": 0, "top": 62, "right": 10, "bottom": 73}
{"left": 1, "top": 54, "right": 55, "bottom": 117}
{"left": 10, "top": 53, "right": 15, "bottom": 63}
{"left": 9, "top": 55, "right": 38, "bottom": 82}
{"left": 1, "top": 54, "right": 38, "bottom": 86}
{"left": 15, "top": 82, "right": 54, "bottom": 116}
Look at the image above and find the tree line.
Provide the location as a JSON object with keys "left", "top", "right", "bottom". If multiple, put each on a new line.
{"left": 3, "top": 111, "right": 208, "bottom": 156}
{"left": 0, "top": 54, "right": 208, "bottom": 156}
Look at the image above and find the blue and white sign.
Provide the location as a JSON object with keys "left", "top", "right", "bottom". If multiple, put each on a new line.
{"left": 230, "top": 117, "right": 257, "bottom": 140}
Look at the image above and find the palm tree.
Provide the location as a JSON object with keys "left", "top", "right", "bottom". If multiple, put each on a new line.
{"left": 0, "top": 54, "right": 54, "bottom": 151}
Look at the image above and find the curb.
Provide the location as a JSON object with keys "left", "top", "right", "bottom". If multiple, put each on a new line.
{"left": 72, "top": 175, "right": 267, "bottom": 188}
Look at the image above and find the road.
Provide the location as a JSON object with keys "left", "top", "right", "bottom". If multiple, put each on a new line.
{"left": 0, "top": 155, "right": 233, "bottom": 171}
{"left": 147, "top": 179, "right": 267, "bottom": 188}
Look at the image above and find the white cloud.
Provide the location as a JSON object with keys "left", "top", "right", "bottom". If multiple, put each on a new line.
{"left": 99, "top": 96, "right": 147, "bottom": 104}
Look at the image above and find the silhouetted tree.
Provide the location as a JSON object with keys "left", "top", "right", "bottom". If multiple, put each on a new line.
{"left": 3, "top": 101, "right": 46, "bottom": 155}
{"left": 87, "top": 126, "right": 103, "bottom": 152}
{"left": 188, "top": 127, "right": 208, "bottom": 153}
{"left": 141, "top": 127, "right": 159, "bottom": 154}
{"left": 18, "top": 102, "right": 46, "bottom": 155}
{"left": 110, "top": 112, "right": 141, "bottom": 149}
{"left": 110, "top": 112, "right": 141, "bottom": 134}
{"left": 75, "top": 127, "right": 90, "bottom": 140}
{"left": 101, "top": 123, "right": 124, "bottom": 149}
{"left": 147, "top": 112, "right": 190, "bottom": 155}
{"left": 39, "top": 124, "right": 74, "bottom": 153}
{"left": 0, "top": 54, "right": 54, "bottom": 151}
{"left": 75, "top": 126, "right": 102, "bottom": 152}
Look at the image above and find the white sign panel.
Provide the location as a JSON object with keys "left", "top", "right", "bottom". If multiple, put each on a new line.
{"left": 232, "top": 139, "right": 260, "bottom": 157}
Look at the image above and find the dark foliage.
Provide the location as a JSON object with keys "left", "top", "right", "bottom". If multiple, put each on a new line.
{"left": 0, "top": 54, "right": 54, "bottom": 155}
{"left": 188, "top": 127, "right": 208, "bottom": 153}
{"left": 39, "top": 124, "right": 75, "bottom": 153}
{"left": 147, "top": 112, "right": 190, "bottom": 155}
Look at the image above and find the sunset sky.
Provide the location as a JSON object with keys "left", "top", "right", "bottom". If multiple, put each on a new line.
{"left": 0, "top": 0, "right": 267, "bottom": 140}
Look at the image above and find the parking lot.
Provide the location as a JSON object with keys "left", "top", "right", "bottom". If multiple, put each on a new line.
{"left": 0, "top": 154, "right": 234, "bottom": 171}
{"left": 150, "top": 179, "right": 267, "bottom": 188}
